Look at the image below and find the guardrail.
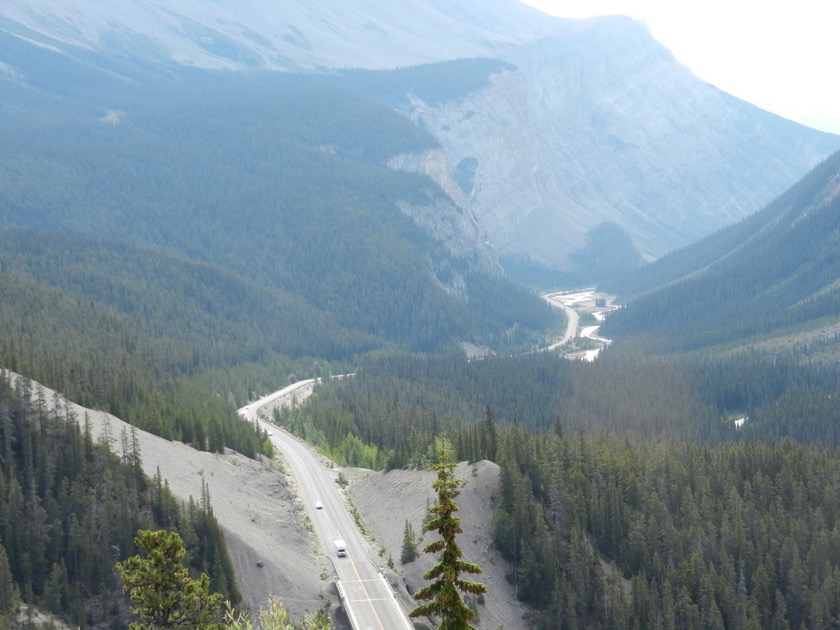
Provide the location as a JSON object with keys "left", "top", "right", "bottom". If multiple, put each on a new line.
{"left": 377, "top": 568, "right": 414, "bottom": 630}
{"left": 335, "top": 578, "right": 361, "bottom": 630}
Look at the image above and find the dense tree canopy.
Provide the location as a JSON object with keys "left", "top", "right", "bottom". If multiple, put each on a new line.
{"left": 484, "top": 427, "right": 840, "bottom": 629}
{"left": 279, "top": 349, "right": 840, "bottom": 628}
{"left": 0, "top": 372, "right": 239, "bottom": 628}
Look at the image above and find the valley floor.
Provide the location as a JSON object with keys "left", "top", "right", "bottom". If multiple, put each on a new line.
{"left": 543, "top": 288, "right": 616, "bottom": 359}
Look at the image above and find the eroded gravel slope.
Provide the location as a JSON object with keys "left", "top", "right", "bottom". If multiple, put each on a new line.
{"left": 17, "top": 375, "right": 528, "bottom": 628}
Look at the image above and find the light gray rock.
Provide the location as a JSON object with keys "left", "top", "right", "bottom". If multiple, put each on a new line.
{"left": 395, "top": 16, "right": 840, "bottom": 273}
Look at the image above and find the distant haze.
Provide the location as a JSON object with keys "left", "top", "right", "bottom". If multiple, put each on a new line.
{"left": 521, "top": 0, "right": 840, "bottom": 134}
{"left": 3, "top": 0, "right": 839, "bottom": 280}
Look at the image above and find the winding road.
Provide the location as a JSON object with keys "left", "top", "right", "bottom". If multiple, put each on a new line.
{"left": 543, "top": 291, "right": 581, "bottom": 350}
{"left": 236, "top": 289, "right": 615, "bottom": 627}
{"left": 240, "top": 385, "right": 412, "bottom": 630}
{"left": 542, "top": 288, "right": 615, "bottom": 359}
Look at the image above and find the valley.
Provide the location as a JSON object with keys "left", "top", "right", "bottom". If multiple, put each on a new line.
{"left": 2, "top": 1, "right": 840, "bottom": 628}
{"left": 1, "top": 370, "right": 529, "bottom": 629}
{"left": 543, "top": 288, "right": 616, "bottom": 359}
{"left": 241, "top": 388, "right": 414, "bottom": 629}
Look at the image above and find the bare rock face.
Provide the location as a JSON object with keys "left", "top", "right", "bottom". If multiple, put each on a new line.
{"left": 0, "top": 0, "right": 563, "bottom": 72}
{"left": 396, "top": 16, "right": 840, "bottom": 274}
{"left": 389, "top": 149, "right": 502, "bottom": 281}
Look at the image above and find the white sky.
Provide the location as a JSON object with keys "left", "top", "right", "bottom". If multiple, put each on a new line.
{"left": 521, "top": 1, "right": 840, "bottom": 134}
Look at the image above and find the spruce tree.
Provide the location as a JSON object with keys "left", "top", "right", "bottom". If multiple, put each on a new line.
{"left": 0, "top": 544, "right": 16, "bottom": 616}
{"left": 116, "top": 529, "right": 225, "bottom": 629}
{"left": 401, "top": 520, "right": 417, "bottom": 565}
{"left": 409, "top": 439, "right": 487, "bottom": 629}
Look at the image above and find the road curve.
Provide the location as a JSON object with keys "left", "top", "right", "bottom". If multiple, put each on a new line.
{"left": 543, "top": 296, "right": 579, "bottom": 350}
{"left": 240, "top": 384, "right": 412, "bottom": 630}
{"left": 543, "top": 289, "right": 616, "bottom": 360}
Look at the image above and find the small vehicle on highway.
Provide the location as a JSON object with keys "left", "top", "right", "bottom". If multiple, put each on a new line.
{"left": 315, "top": 501, "right": 323, "bottom": 509}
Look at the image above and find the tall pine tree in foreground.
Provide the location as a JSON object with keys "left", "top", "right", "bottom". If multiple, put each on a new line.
{"left": 410, "top": 439, "right": 487, "bottom": 630}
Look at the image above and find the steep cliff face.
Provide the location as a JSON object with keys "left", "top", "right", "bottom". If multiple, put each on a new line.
{"left": 395, "top": 16, "right": 840, "bottom": 275}
{"left": 389, "top": 150, "right": 502, "bottom": 280}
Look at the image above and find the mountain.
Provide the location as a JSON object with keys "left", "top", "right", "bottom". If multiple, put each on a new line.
{"left": 601, "top": 149, "right": 840, "bottom": 360}
{"left": 0, "top": 79, "right": 558, "bottom": 355}
{"left": 0, "top": 0, "right": 559, "bottom": 71}
{"left": 2, "top": 0, "right": 839, "bottom": 282}
{"left": 7, "top": 5, "right": 840, "bottom": 628}
{"left": 405, "top": 18, "right": 840, "bottom": 278}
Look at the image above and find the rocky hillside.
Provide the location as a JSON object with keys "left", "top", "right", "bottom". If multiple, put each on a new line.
{"left": 15, "top": 373, "right": 524, "bottom": 628}
{"left": 396, "top": 17, "right": 840, "bottom": 275}
{"left": 0, "top": 0, "right": 561, "bottom": 71}
{"left": 2, "top": 0, "right": 838, "bottom": 280}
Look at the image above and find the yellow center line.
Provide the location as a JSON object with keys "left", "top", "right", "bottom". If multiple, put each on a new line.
{"left": 348, "top": 553, "right": 386, "bottom": 628}
{"left": 339, "top": 535, "right": 386, "bottom": 630}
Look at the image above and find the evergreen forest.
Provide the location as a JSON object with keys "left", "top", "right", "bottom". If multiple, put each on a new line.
{"left": 601, "top": 150, "right": 840, "bottom": 361}
{"left": 0, "top": 373, "right": 239, "bottom": 628}
{"left": 0, "top": 71, "right": 558, "bottom": 458}
{"left": 276, "top": 349, "right": 840, "bottom": 628}
{"left": 0, "top": 62, "right": 560, "bottom": 626}
{"left": 3, "top": 47, "right": 840, "bottom": 630}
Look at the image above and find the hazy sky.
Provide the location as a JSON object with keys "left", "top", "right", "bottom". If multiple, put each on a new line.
{"left": 521, "top": 1, "right": 840, "bottom": 134}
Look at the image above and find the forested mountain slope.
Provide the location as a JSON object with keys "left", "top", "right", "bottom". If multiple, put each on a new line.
{"left": 0, "top": 261, "right": 277, "bottom": 457}
{"left": 0, "top": 372, "right": 240, "bottom": 628}
{"left": 275, "top": 349, "right": 840, "bottom": 628}
{"left": 0, "top": 74, "right": 558, "bottom": 457}
{"left": 6, "top": 3, "right": 840, "bottom": 628}
{"left": 0, "top": 229, "right": 374, "bottom": 364}
{"left": 0, "top": 79, "right": 555, "bottom": 355}
{"left": 3, "top": 2, "right": 839, "bottom": 281}
{"left": 601, "top": 150, "right": 840, "bottom": 359}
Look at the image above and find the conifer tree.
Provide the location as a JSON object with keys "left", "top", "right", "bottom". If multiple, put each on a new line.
{"left": 116, "top": 529, "right": 225, "bottom": 629}
{"left": 482, "top": 404, "right": 497, "bottom": 462}
{"left": 0, "top": 544, "right": 16, "bottom": 616}
{"left": 401, "top": 520, "right": 417, "bottom": 565}
{"left": 410, "top": 439, "right": 487, "bottom": 629}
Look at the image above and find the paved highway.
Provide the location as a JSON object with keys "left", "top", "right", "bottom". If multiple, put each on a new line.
{"left": 542, "top": 290, "right": 582, "bottom": 350}
{"left": 240, "top": 383, "right": 412, "bottom": 630}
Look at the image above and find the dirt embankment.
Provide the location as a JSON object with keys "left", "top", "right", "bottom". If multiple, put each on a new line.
{"left": 15, "top": 374, "right": 529, "bottom": 629}
{"left": 347, "top": 461, "right": 530, "bottom": 629}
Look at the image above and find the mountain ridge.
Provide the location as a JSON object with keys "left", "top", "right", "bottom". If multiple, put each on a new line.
{"left": 0, "top": 0, "right": 566, "bottom": 71}
{"left": 601, "top": 150, "right": 840, "bottom": 359}
{"left": 3, "top": 1, "right": 839, "bottom": 279}
{"left": 398, "top": 19, "right": 840, "bottom": 273}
